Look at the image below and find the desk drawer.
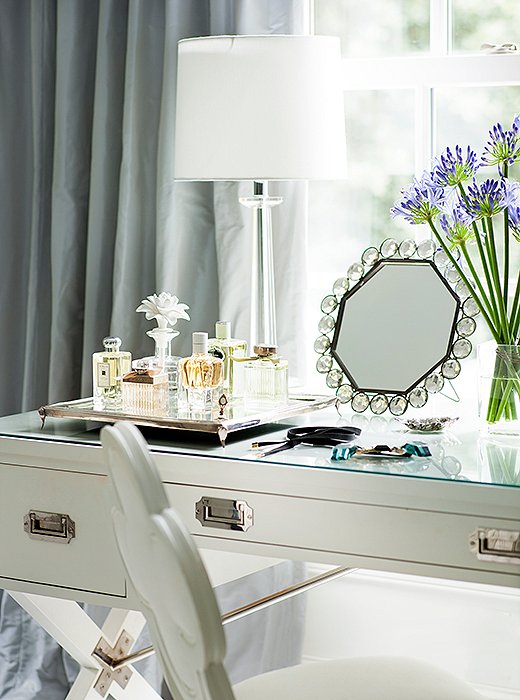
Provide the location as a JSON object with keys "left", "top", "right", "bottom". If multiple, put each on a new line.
{"left": 165, "top": 483, "right": 520, "bottom": 580}
{"left": 0, "top": 463, "right": 126, "bottom": 596}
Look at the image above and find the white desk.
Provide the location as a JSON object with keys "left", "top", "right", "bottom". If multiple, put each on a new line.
{"left": 0, "top": 409, "right": 518, "bottom": 698}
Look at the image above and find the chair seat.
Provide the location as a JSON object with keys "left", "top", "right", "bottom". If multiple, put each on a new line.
{"left": 233, "top": 656, "right": 486, "bottom": 700}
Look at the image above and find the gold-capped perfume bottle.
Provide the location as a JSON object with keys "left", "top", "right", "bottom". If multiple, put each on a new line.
{"left": 179, "top": 332, "right": 224, "bottom": 411}
{"left": 92, "top": 337, "right": 132, "bottom": 410}
{"left": 121, "top": 359, "right": 168, "bottom": 416}
{"left": 208, "top": 321, "right": 247, "bottom": 396}
{"left": 243, "top": 345, "right": 289, "bottom": 404}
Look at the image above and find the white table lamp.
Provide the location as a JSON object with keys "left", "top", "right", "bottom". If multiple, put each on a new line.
{"left": 174, "top": 35, "right": 347, "bottom": 347}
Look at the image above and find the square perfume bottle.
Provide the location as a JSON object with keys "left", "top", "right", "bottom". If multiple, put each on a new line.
{"left": 92, "top": 337, "right": 132, "bottom": 411}
{"left": 208, "top": 321, "right": 247, "bottom": 397}
{"left": 121, "top": 359, "right": 168, "bottom": 416}
{"left": 243, "top": 345, "right": 288, "bottom": 404}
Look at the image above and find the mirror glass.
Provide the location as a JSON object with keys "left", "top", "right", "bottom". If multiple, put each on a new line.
{"left": 332, "top": 260, "right": 459, "bottom": 393}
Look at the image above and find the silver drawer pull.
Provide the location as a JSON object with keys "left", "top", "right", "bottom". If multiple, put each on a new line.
{"left": 195, "top": 497, "right": 253, "bottom": 531}
{"left": 469, "top": 528, "right": 520, "bottom": 565}
{"left": 24, "top": 510, "right": 76, "bottom": 544}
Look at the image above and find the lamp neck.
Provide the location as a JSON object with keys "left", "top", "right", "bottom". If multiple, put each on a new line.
{"left": 254, "top": 180, "right": 268, "bottom": 197}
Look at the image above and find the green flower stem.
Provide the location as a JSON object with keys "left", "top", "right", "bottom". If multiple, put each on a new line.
{"left": 476, "top": 219, "right": 501, "bottom": 325}
{"left": 485, "top": 216, "right": 513, "bottom": 343}
{"left": 460, "top": 242, "right": 497, "bottom": 324}
{"left": 503, "top": 163, "right": 510, "bottom": 311}
{"left": 458, "top": 183, "right": 501, "bottom": 326}
{"left": 485, "top": 442, "right": 520, "bottom": 485}
{"left": 510, "top": 269, "right": 520, "bottom": 340}
{"left": 428, "top": 220, "right": 500, "bottom": 340}
{"left": 486, "top": 346, "right": 520, "bottom": 424}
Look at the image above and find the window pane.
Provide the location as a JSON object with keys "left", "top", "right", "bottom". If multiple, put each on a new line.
{"left": 435, "top": 86, "right": 520, "bottom": 174}
{"left": 307, "top": 90, "right": 415, "bottom": 387}
{"left": 452, "top": 0, "right": 520, "bottom": 53}
{"left": 315, "top": 0, "right": 429, "bottom": 57}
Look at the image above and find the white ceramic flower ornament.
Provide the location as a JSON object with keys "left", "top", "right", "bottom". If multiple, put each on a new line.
{"left": 136, "top": 292, "right": 190, "bottom": 330}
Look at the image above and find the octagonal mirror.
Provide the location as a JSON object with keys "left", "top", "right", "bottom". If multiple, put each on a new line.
{"left": 332, "top": 260, "right": 459, "bottom": 394}
{"left": 314, "top": 238, "right": 479, "bottom": 415}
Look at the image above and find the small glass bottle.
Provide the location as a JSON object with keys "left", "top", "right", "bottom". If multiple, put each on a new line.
{"left": 208, "top": 321, "right": 247, "bottom": 396}
{"left": 179, "top": 332, "right": 224, "bottom": 411}
{"left": 121, "top": 359, "right": 168, "bottom": 416}
{"left": 92, "top": 337, "right": 132, "bottom": 411}
{"left": 243, "top": 345, "right": 289, "bottom": 404}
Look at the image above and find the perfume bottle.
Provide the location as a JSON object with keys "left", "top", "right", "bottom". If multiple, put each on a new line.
{"left": 121, "top": 359, "right": 168, "bottom": 416}
{"left": 179, "top": 332, "right": 224, "bottom": 411}
{"left": 243, "top": 345, "right": 289, "bottom": 403}
{"left": 92, "top": 337, "right": 132, "bottom": 410}
{"left": 147, "top": 326, "right": 181, "bottom": 413}
{"left": 208, "top": 321, "right": 247, "bottom": 396}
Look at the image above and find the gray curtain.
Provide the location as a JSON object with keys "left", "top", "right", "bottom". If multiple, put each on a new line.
{"left": 0, "top": 0, "right": 308, "bottom": 418}
{"left": 0, "top": 1, "right": 308, "bottom": 697}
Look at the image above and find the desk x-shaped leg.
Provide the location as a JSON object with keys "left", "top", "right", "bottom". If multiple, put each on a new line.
{"left": 8, "top": 565, "right": 355, "bottom": 697}
{"left": 8, "top": 592, "right": 162, "bottom": 699}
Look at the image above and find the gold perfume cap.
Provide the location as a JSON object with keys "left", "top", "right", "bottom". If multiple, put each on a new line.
{"left": 253, "top": 344, "right": 278, "bottom": 357}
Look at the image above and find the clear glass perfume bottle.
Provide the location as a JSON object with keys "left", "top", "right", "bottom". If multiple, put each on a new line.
{"left": 147, "top": 327, "right": 181, "bottom": 414}
{"left": 179, "top": 332, "right": 224, "bottom": 411}
{"left": 92, "top": 337, "right": 132, "bottom": 411}
{"left": 121, "top": 358, "right": 168, "bottom": 416}
{"left": 208, "top": 321, "right": 247, "bottom": 396}
{"left": 243, "top": 345, "right": 289, "bottom": 404}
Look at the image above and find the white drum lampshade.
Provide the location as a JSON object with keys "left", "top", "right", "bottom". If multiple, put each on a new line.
{"left": 174, "top": 35, "right": 347, "bottom": 181}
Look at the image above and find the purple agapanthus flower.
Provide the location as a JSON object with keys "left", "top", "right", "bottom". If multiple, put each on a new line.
{"left": 431, "top": 145, "right": 478, "bottom": 187}
{"left": 465, "top": 178, "right": 507, "bottom": 218}
{"left": 391, "top": 171, "right": 445, "bottom": 224}
{"left": 481, "top": 116, "right": 520, "bottom": 171}
{"left": 504, "top": 179, "right": 520, "bottom": 207}
{"left": 509, "top": 206, "right": 520, "bottom": 241}
{"left": 438, "top": 201, "right": 476, "bottom": 247}
{"left": 505, "top": 179, "right": 520, "bottom": 241}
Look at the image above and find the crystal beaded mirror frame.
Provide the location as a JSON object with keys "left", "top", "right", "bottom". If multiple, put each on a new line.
{"left": 314, "top": 238, "right": 479, "bottom": 416}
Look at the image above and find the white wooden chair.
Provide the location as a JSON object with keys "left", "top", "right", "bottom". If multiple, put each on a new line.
{"left": 101, "top": 422, "right": 486, "bottom": 700}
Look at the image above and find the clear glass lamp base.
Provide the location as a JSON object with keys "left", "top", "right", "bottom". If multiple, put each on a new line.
{"left": 239, "top": 181, "right": 283, "bottom": 349}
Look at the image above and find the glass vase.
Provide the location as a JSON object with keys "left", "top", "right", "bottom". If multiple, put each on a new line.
{"left": 478, "top": 341, "right": 520, "bottom": 435}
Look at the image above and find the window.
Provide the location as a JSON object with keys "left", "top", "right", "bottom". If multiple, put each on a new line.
{"left": 307, "top": 0, "right": 520, "bottom": 406}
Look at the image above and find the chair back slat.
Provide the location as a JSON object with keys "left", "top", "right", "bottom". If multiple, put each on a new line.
{"left": 102, "top": 422, "right": 235, "bottom": 700}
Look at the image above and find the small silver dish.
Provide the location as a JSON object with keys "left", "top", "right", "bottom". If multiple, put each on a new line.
{"left": 398, "top": 416, "right": 459, "bottom": 432}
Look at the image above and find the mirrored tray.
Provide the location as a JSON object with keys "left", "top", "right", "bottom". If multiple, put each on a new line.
{"left": 39, "top": 394, "right": 335, "bottom": 445}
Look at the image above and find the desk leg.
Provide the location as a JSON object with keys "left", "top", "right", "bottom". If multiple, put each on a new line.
{"left": 7, "top": 592, "right": 161, "bottom": 700}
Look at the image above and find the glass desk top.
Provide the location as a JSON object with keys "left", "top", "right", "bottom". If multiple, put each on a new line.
{"left": 0, "top": 408, "right": 519, "bottom": 489}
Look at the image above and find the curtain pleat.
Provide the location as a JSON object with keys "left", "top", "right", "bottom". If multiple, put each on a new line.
{"left": 21, "top": 1, "right": 56, "bottom": 410}
{"left": 80, "top": 0, "right": 129, "bottom": 393}
{"left": 47, "top": 1, "right": 99, "bottom": 403}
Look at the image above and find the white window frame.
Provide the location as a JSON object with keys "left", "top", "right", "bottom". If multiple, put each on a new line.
{"left": 313, "top": 0, "right": 520, "bottom": 174}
